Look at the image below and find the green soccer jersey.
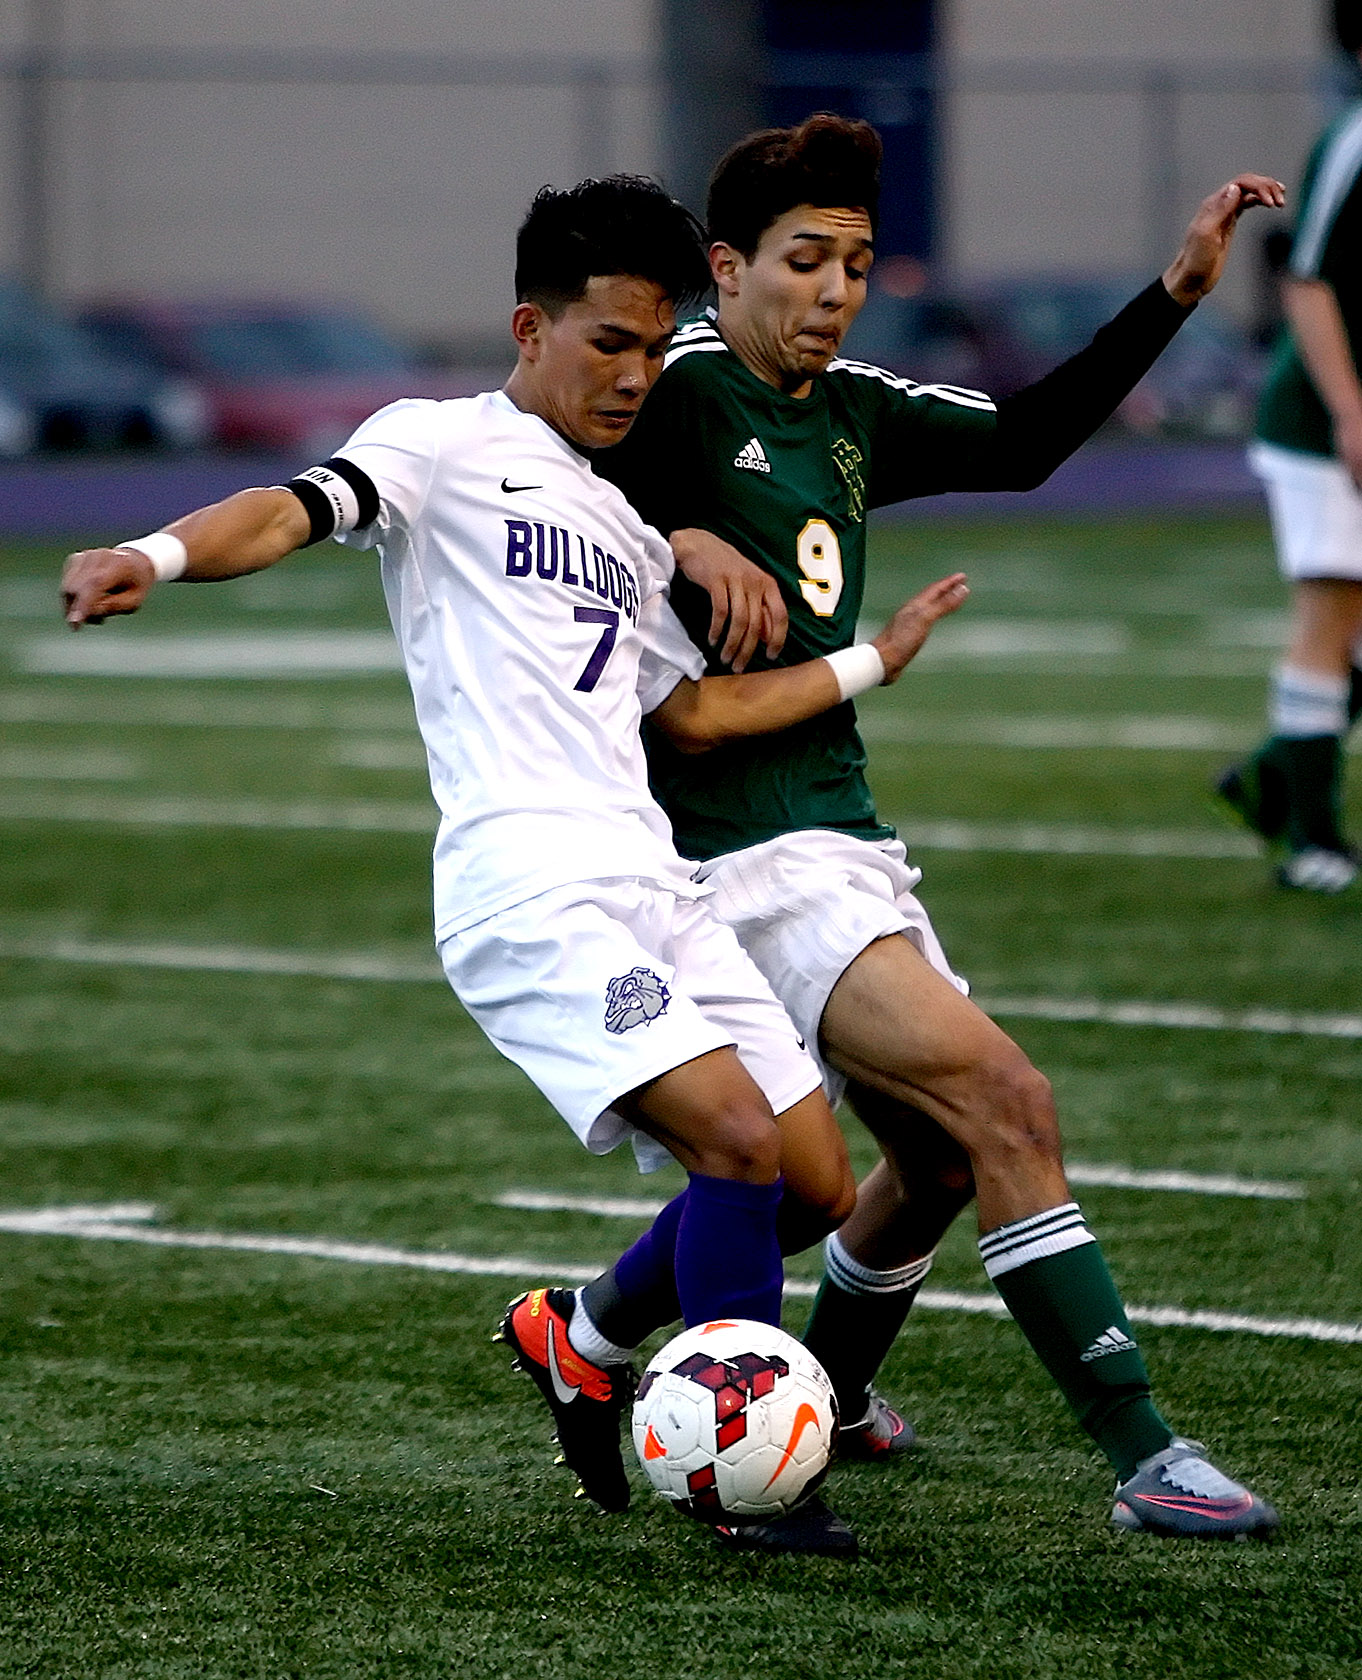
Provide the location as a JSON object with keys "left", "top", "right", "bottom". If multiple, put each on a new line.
{"left": 596, "top": 313, "right": 1000, "bottom": 860}
{"left": 1257, "top": 103, "right": 1362, "bottom": 459}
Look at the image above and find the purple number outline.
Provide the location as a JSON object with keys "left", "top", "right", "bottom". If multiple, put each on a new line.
{"left": 573, "top": 606, "right": 620, "bottom": 692}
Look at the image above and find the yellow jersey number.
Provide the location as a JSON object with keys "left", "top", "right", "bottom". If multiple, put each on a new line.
{"left": 796, "top": 519, "right": 844, "bottom": 617}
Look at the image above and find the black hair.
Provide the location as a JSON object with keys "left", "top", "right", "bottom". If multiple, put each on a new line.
{"left": 515, "top": 175, "right": 710, "bottom": 314}
{"left": 707, "top": 112, "right": 882, "bottom": 259}
{"left": 1335, "top": 0, "right": 1362, "bottom": 54}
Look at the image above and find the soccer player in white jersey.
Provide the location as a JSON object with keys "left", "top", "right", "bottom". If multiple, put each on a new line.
{"left": 591, "top": 118, "right": 1284, "bottom": 1547}
{"left": 60, "top": 175, "right": 967, "bottom": 1546}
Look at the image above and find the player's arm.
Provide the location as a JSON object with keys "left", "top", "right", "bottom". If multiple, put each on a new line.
{"left": 881, "top": 175, "right": 1285, "bottom": 503}
{"left": 59, "top": 458, "right": 377, "bottom": 628}
{"left": 1282, "top": 277, "right": 1362, "bottom": 487}
{"left": 648, "top": 572, "right": 967, "bottom": 754}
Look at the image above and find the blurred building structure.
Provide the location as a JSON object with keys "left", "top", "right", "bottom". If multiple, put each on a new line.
{"left": 0, "top": 0, "right": 1338, "bottom": 353}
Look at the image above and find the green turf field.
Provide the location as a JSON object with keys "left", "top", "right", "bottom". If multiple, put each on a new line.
{"left": 1, "top": 513, "right": 1359, "bottom": 1677}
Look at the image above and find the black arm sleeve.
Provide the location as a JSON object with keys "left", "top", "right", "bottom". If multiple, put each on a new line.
{"left": 985, "top": 279, "right": 1192, "bottom": 490}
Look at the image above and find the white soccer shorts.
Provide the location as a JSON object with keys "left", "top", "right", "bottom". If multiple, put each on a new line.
{"left": 696, "top": 829, "right": 970, "bottom": 1107}
{"left": 1249, "top": 441, "right": 1362, "bottom": 581}
{"left": 437, "top": 877, "right": 822, "bottom": 1173}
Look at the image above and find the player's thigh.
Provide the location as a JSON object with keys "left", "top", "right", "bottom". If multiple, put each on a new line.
{"left": 820, "top": 932, "right": 1051, "bottom": 1145}
{"left": 698, "top": 830, "right": 960, "bottom": 1110}
{"left": 668, "top": 894, "right": 848, "bottom": 1210}
{"left": 617, "top": 1045, "right": 782, "bottom": 1180}
{"left": 1287, "top": 577, "right": 1362, "bottom": 670}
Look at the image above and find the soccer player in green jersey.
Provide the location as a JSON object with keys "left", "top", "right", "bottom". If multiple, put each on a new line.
{"left": 1220, "top": 2, "right": 1362, "bottom": 893}
{"left": 574, "top": 115, "right": 1285, "bottom": 1550}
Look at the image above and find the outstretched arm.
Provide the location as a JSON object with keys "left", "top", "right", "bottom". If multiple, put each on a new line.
{"left": 61, "top": 487, "right": 312, "bottom": 627}
{"left": 649, "top": 572, "right": 967, "bottom": 753}
{"left": 903, "top": 174, "right": 1286, "bottom": 500}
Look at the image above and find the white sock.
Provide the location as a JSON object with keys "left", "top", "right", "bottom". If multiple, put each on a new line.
{"left": 977, "top": 1202, "right": 1095, "bottom": 1281}
{"left": 824, "top": 1229, "right": 934, "bottom": 1297}
{"left": 1271, "top": 663, "right": 1348, "bottom": 737}
{"left": 566, "top": 1289, "right": 636, "bottom": 1366}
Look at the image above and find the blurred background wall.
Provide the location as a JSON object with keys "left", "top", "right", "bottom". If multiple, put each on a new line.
{"left": 0, "top": 0, "right": 1346, "bottom": 352}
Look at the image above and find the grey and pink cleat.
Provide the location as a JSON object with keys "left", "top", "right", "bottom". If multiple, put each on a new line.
{"left": 837, "top": 1390, "right": 917, "bottom": 1460}
{"left": 1111, "top": 1439, "right": 1278, "bottom": 1539}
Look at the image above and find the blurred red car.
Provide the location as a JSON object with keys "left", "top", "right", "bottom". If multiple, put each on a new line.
{"left": 77, "top": 298, "right": 496, "bottom": 455}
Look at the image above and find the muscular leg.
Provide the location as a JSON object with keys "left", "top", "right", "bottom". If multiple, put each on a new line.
{"left": 803, "top": 1084, "right": 975, "bottom": 1421}
{"left": 817, "top": 934, "right": 1173, "bottom": 1480}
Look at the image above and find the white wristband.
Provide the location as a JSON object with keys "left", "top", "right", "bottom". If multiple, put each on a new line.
{"left": 823, "top": 643, "right": 885, "bottom": 702}
{"left": 118, "top": 531, "right": 188, "bottom": 583}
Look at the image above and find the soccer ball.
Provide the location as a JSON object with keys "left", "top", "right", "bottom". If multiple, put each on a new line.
{"left": 630, "top": 1318, "right": 838, "bottom": 1524}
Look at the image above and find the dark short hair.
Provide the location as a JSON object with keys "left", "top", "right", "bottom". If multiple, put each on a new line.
{"left": 515, "top": 175, "right": 710, "bottom": 315}
{"left": 1335, "top": 0, "right": 1362, "bottom": 54}
{"left": 707, "top": 113, "right": 882, "bottom": 259}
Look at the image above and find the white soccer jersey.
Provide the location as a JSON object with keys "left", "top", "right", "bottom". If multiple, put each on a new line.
{"left": 335, "top": 390, "right": 705, "bottom": 939}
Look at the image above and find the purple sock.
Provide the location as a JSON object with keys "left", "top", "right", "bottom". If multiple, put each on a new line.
{"left": 610, "top": 1190, "right": 687, "bottom": 1333}
{"left": 675, "top": 1173, "right": 784, "bottom": 1328}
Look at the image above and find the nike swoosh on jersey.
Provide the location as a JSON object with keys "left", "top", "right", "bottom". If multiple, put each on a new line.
{"left": 762, "top": 1401, "right": 821, "bottom": 1490}
{"left": 501, "top": 478, "right": 542, "bottom": 493}
{"left": 545, "top": 1319, "right": 579, "bottom": 1405}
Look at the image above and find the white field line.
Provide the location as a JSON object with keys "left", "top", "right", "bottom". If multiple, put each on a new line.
{"left": 889, "top": 819, "right": 1259, "bottom": 859}
{"left": 20, "top": 631, "right": 404, "bottom": 679}
{"left": 3, "top": 937, "right": 1360, "bottom": 1044}
{"left": 0, "top": 791, "right": 437, "bottom": 832}
{"left": 0, "top": 789, "right": 1257, "bottom": 860}
{"left": 2, "top": 1204, "right": 1355, "bottom": 1345}
{"left": 0, "top": 690, "right": 419, "bottom": 732}
{"left": 0, "top": 936, "right": 443, "bottom": 982}
{"left": 983, "top": 994, "right": 1362, "bottom": 1040}
{"left": 0, "top": 749, "right": 140, "bottom": 781}
{"left": 857, "top": 715, "right": 1252, "bottom": 752}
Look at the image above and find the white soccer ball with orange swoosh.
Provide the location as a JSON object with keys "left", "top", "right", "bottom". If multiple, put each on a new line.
{"left": 630, "top": 1319, "right": 838, "bottom": 1522}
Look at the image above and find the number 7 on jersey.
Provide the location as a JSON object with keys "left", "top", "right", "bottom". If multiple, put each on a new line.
{"left": 573, "top": 606, "right": 619, "bottom": 692}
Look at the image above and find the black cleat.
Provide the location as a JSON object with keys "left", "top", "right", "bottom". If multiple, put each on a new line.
{"left": 713, "top": 1495, "right": 859, "bottom": 1557}
{"left": 1214, "top": 760, "right": 1287, "bottom": 845}
{"left": 498, "top": 1287, "right": 635, "bottom": 1513}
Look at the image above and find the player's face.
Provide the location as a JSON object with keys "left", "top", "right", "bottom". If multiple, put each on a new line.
{"left": 713, "top": 205, "right": 873, "bottom": 396}
{"left": 510, "top": 276, "right": 676, "bottom": 451}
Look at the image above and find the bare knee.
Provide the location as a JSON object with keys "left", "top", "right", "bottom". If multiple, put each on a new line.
{"left": 958, "top": 1055, "right": 1062, "bottom": 1169}
{"left": 686, "top": 1102, "right": 783, "bottom": 1183}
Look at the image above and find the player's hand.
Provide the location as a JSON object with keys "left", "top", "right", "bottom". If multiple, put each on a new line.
{"left": 873, "top": 573, "right": 969, "bottom": 683}
{"left": 61, "top": 547, "right": 156, "bottom": 627}
{"left": 1162, "top": 174, "right": 1286, "bottom": 307}
{"left": 670, "top": 527, "right": 789, "bottom": 672}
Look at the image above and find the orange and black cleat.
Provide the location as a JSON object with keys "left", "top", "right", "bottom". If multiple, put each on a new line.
{"left": 497, "top": 1287, "right": 636, "bottom": 1513}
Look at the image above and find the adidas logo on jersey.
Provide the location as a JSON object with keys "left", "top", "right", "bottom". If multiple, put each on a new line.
{"left": 734, "top": 437, "right": 771, "bottom": 473}
{"left": 1079, "top": 1325, "right": 1139, "bottom": 1363}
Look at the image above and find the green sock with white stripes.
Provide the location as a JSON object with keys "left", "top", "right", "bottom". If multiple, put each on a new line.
{"left": 801, "top": 1232, "right": 933, "bottom": 1425}
{"left": 980, "top": 1203, "right": 1172, "bottom": 1481}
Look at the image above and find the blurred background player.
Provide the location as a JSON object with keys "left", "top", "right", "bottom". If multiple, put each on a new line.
{"left": 1223, "top": 1, "right": 1362, "bottom": 892}
{"left": 58, "top": 173, "right": 968, "bottom": 1541}
{"left": 586, "top": 115, "right": 1283, "bottom": 1548}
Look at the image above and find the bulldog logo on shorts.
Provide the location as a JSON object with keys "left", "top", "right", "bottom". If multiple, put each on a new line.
{"left": 604, "top": 967, "right": 671, "bottom": 1034}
